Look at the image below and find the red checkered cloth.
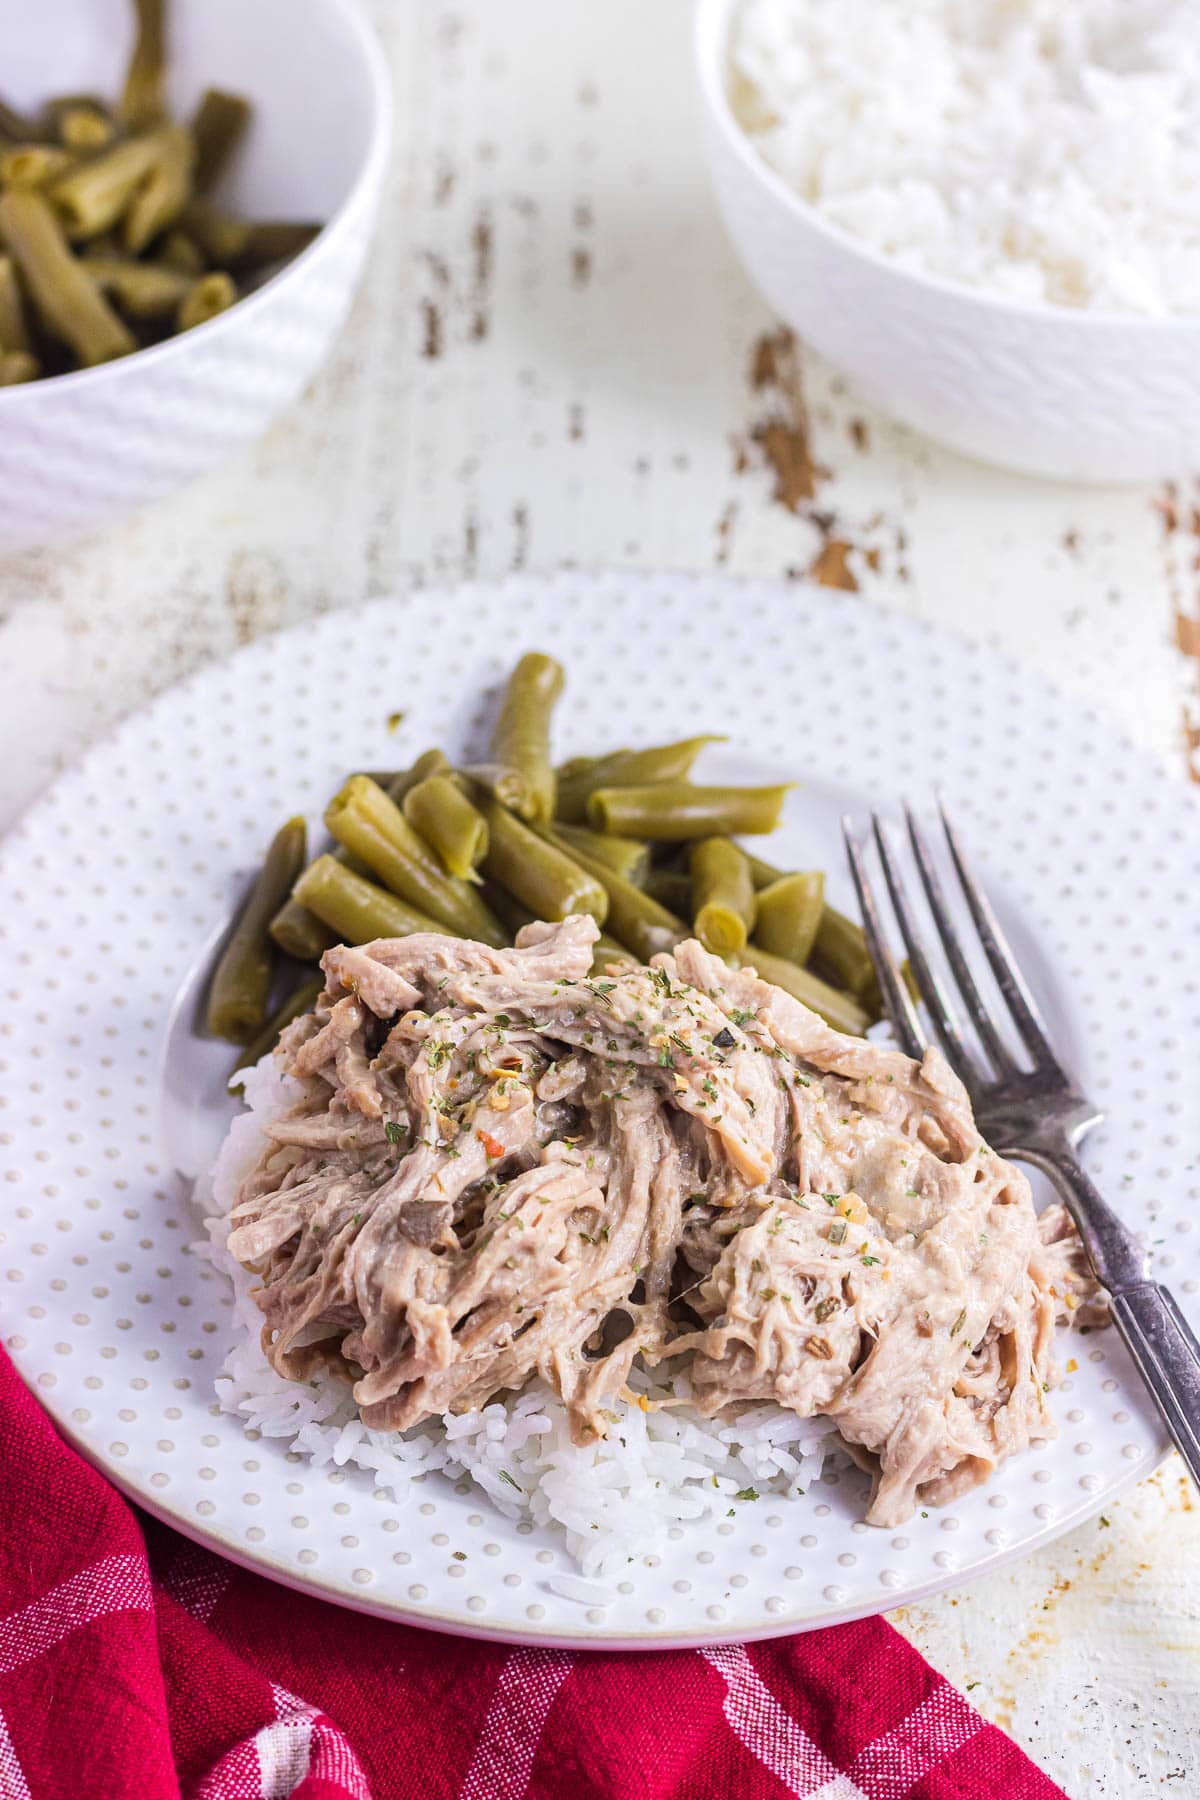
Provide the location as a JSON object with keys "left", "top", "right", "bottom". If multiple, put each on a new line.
{"left": 0, "top": 1348, "right": 1067, "bottom": 1800}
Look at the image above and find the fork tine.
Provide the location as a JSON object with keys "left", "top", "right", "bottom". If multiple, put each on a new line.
{"left": 905, "top": 806, "right": 1021, "bottom": 1075}
{"left": 870, "top": 813, "right": 982, "bottom": 1085}
{"left": 841, "top": 817, "right": 925, "bottom": 1060}
{"left": 938, "top": 803, "right": 1065, "bottom": 1076}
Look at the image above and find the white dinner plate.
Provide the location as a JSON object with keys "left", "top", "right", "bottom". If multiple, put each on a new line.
{"left": 0, "top": 570, "right": 1196, "bottom": 1649}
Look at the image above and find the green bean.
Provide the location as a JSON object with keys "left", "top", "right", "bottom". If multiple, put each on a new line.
{"left": 0, "top": 189, "right": 134, "bottom": 365}
{"left": 51, "top": 130, "right": 170, "bottom": 238}
{"left": 293, "top": 855, "right": 444, "bottom": 946}
{"left": 812, "top": 905, "right": 876, "bottom": 998}
{"left": 0, "top": 350, "right": 37, "bottom": 385}
{"left": 745, "top": 852, "right": 786, "bottom": 891}
{"left": 178, "top": 197, "right": 247, "bottom": 264}
{"left": 325, "top": 776, "right": 505, "bottom": 945}
{"left": 689, "top": 837, "right": 756, "bottom": 958}
{"left": 556, "top": 752, "right": 599, "bottom": 783}
{"left": 192, "top": 88, "right": 252, "bottom": 193}
{"left": 586, "top": 782, "right": 791, "bottom": 842}
{"left": 120, "top": 0, "right": 167, "bottom": 130}
{"left": 403, "top": 774, "right": 489, "bottom": 880}
{"left": 270, "top": 844, "right": 371, "bottom": 961}
{"left": 754, "top": 871, "right": 825, "bottom": 966}
{"left": 384, "top": 748, "right": 450, "bottom": 806}
{"left": 0, "top": 254, "right": 30, "bottom": 351}
{"left": 555, "top": 735, "right": 726, "bottom": 824}
{"left": 591, "top": 932, "right": 638, "bottom": 974}
{"left": 124, "top": 123, "right": 193, "bottom": 254}
{"left": 56, "top": 105, "right": 114, "bottom": 153}
{"left": 269, "top": 896, "right": 336, "bottom": 962}
{"left": 485, "top": 651, "right": 563, "bottom": 823}
{"left": 181, "top": 201, "right": 320, "bottom": 271}
{"left": 0, "top": 144, "right": 75, "bottom": 188}
{"left": 233, "top": 219, "right": 321, "bottom": 271}
{"left": 643, "top": 867, "right": 692, "bottom": 913}
{"left": 158, "top": 227, "right": 205, "bottom": 276}
{"left": 0, "top": 100, "right": 41, "bottom": 143}
{"left": 739, "top": 944, "right": 868, "bottom": 1037}
{"left": 176, "top": 270, "right": 236, "bottom": 332}
{"left": 553, "top": 822, "right": 650, "bottom": 885}
{"left": 477, "top": 796, "right": 608, "bottom": 925}
{"left": 546, "top": 832, "right": 681, "bottom": 961}
{"left": 478, "top": 878, "right": 536, "bottom": 941}
{"left": 230, "top": 975, "right": 323, "bottom": 1080}
{"left": 83, "top": 255, "right": 191, "bottom": 319}
{"left": 206, "top": 816, "right": 306, "bottom": 1043}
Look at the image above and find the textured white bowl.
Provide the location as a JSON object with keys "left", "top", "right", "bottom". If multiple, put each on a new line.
{"left": 0, "top": 0, "right": 390, "bottom": 551}
{"left": 695, "top": 0, "right": 1200, "bottom": 485}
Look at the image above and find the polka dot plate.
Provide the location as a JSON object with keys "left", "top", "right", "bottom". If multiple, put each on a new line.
{"left": 0, "top": 571, "right": 1195, "bottom": 1649}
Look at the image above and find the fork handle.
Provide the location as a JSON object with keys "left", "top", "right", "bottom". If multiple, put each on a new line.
{"left": 1110, "top": 1283, "right": 1200, "bottom": 1492}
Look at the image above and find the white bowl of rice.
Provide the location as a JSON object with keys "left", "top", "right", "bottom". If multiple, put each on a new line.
{"left": 696, "top": 0, "right": 1200, "bottom": 484}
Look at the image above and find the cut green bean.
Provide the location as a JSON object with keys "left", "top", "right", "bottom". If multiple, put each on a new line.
{"left": 754, "top": 871, "right": 825, "bottom": 966}
{"left": 547, "top": 832, "right": 681, "bottom": 961}
{"left": 269, "top": 896, "right": 336, "bottom": 963}
{"left": 56, "top": 104, "right": 114, "bottom": 153}
{"left": 385, "top": 748, "right": 450, "bottom": 806}
{"left": 745, "top": 852, "right": 786, "bottom": 891}
{"left": 176, "top": 270, "right": 236, "bottom": 332}
{"left": 591, "top": 932, "right": 638, "bottom": 974}
{"left": 0, "top": 350, "right": 37, "bottom": 385}
{"left": 181, "top": 200, "right": 319, "bottom": 271}
{"left": 479, "top": 878, "right": 536, "bottom": 940}
{"left": 51, "top": 129, "right": 170, "bottom": 239}
{"left": 643, "top": 867, "right": 692, "bottom": 914}
{"left": 234, "top": 219, "right": 321, "bottom": 271}
{"left": 689, "top": 837, "right": 756, "bottom": 958}
{"left": 739, "top": 944, "right": 868, "bottom": 1037}
{"left": 83, "top": 255, "right": 192, "bottom": 319}
{"left": 812, "top": 905, "right": 876, "bottom": 998}
{"left": 403, "top": 773, "right": 489, "bottom": 880}
{"left": 325, "top": 776, "right": 505, "bottom": 945}
{"left": 231, "top": 975, "right": 323, "bottom": 1079}
{"left": 0, "top": 254, "right": 30, "bottom": 351}
{"left": 206, "top": 816, "right": 306, "bottom": 1043}
{"left": 555, "top": 735, "right": 726, "bottom": 824}
{"left": 553, "top": 822, "right": 650, "bottom": 886}
{"left": 192, "top": 88, "right": 252, "bottom": 193}
{"left": 158, "top": 227, "right": 205, "bottom": 276}
{"left": 0, "top": 189, "right": 135, "bottom": 365}
{"left": 0, "top": 144, "right": 75, "bottom": 189}
{"left": 477, "top": 796, "right": 608, "bottom": 925}
{"left": 0, "top": 100, "right": 41, "bottom": 143}
{"left": 270, "top": 844, "right": 369, "bottom": 961}
{"left": 586, "top": 782, "right": 792, "bottom": 842}
{"left": 486, "top": 651, "right": 563, "bottom": 823}
{"left": 120, "top": 0, "right": 167, "bottom": 130}
{"left": 124, "top": 123, "right": 193, "bottom": 253}
{"left": 293, "top": 855, "right": 444, "bottom": 946}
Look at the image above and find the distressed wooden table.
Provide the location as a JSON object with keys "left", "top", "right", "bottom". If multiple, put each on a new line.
{"left": 1, "top": 4, "right": 1197, "bottom": 1793}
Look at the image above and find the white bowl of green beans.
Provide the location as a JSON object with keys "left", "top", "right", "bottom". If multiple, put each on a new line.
{"left": 0, "top": 0, "right": 391, "bottom": 551}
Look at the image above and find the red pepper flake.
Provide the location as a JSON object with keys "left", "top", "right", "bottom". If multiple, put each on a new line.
{"left": 477, "top": 1128, "right": 505, "bottom": 1159}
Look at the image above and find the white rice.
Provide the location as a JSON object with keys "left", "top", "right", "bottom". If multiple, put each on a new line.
{"left": 193, "top": 1056, "right": 844, "bottom": 1577}
{"left": 730, "top": 0, "right": 1200, "bottom": 315}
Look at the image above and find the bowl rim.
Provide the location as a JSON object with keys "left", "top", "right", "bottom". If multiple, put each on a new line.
{"left": 0, "top": 0, "right": 393, "bottom": 401}
{"left": 694, "top": 0, "right": 1200, "bottom": 336}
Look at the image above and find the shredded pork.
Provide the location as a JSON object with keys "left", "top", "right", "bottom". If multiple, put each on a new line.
{"left": 226, "top": 915, "right": 1099, "bottom": 1527}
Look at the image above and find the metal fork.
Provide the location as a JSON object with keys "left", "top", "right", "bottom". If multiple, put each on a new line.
{"left": 843, "top": 803, "right": 1200, "bottom": 1491}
